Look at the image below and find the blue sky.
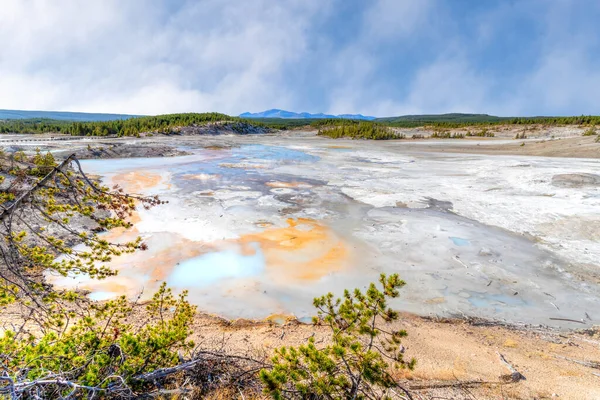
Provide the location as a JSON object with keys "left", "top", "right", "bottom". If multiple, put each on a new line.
{"left": 1, "top": 0, "right": 599, "bottom": 117}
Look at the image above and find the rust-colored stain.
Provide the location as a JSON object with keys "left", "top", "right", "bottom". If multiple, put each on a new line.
{"left": 101, "top": 209, "right": 141, "bottom": 242}
{"left": 204, "top": 145, "right": 231, "bottom": 150}
{"left": 238, "top": 218, "right": 348, "bottom": 282}
{"left": 265, "top": 181, "right": 313, "bottom": 189}
{"left": 111, "top": 171, "right": 166, "bottom": 193}
{"left": 254, "top": 221, "right": 274, "bottom": 228}
{"left": 53, "top": 217, "right": 348, "bottom": 299}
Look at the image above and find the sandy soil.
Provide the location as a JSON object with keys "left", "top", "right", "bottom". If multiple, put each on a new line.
{"left": 184, "top": 312, "right": 600, "bottom": 400}
{"left": 404, "top": 136, "right": 600, "bottom": 159}
{"left": 3, "top": 303, "right": 598, "bottom": 399}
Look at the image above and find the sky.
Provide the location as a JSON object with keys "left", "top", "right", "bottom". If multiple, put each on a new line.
{"left": 1, "top": 0, "right": 599, "bottom": 117}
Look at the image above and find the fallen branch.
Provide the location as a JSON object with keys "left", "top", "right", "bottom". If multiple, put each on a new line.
{"left": 138, "top": 388, "right": 191, "bottom": 398}
{"left": 134, "top": 351, "right": 267, "bottom": 381}
{"left": 549, "top": 317, "right": 585, "bottom": 324}
{"left": 135, "top": 358, "right": 203, "bottom": 381}
{"left": 554, "top": 355, "right": 600, "bottom": 370}
{"left": 408, "top": 379, "right": 491, "bottom": 390}
{"left": 497, "top": 352, "right": 526, "bottom": 382}
{"left": 0, "top": 375, "right": 130, "bottom": 398}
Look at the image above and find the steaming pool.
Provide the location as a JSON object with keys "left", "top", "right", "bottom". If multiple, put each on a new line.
{"left": 49, "top": 140, "right": 600, "bottom": 328}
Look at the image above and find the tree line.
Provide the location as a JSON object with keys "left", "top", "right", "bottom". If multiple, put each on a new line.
{"left": 0, "top": 113, "right": 239, "bottom": 136}
{"left": 2, "top": 112, "right": 600, "bottom": 137}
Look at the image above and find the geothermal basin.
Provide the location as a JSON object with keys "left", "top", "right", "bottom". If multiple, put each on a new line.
{"left": 49, "top": 136, "right": 600, "bottom": 328}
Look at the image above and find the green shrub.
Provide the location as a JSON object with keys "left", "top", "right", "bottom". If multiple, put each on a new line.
{"left": 468, "top": 128, "right": 495, "bottom": 137}
{"left": 318, "top": 122, "right": 401, "bottom": 140}
{"left": 0, "top": 284, "right": 195, "bottom": 397}
{"left": 260, "top": 273, "right": 415, "bottom": 400}
{"left": 431, "top": 130, "right": 465, "bottom": 139}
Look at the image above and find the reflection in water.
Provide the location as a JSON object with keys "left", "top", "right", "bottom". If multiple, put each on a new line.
{"left": 168, "top": 243, "right": 265, "bottom": 287}
{"left": 50, "top": 216, "right": 350, "bottom": 303}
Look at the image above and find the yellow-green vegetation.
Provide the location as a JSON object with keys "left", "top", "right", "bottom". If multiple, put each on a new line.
{"left": 582, "top": 127, "right": 597, "bottom": 136}
{"left": 317, "top": 122, "right": 400, "bottom": 140}
{"left": 430, "top": 131, "right": 465, "bottom": 139}
{"left": 466, "top": 128, "right": 495, "bottom": 137}
{"left": 0, "top": 150, "right": 174, "bottom": 397}
{"left": 260, "top": 274, "right": 415, "bottom": 399}
{"left": 0, "top": 285, "right": 195, "bottom": 397}
{"left": 514, "top": 132, "right": 527, "bottom": 139}
{"left": 0, "top": 150, "right": 156, "bottom": 304}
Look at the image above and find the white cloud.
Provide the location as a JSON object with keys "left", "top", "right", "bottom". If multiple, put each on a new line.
{"left": 400, "top": 58, "right": 491, "bottom": 114}
{"left": 515, "top": 48, "right": 600, "bottom": 116}
{"left": 325, "top": 0, "right": 434, "bottom": 116}
{"left": 363, "top": 0, "right": 433, "bottom": 40}
{"left": 0, "top": 0, "right": 325, "bottom": 115}
{"left": 1, "top": 0, "right": 599, "bottom": 116}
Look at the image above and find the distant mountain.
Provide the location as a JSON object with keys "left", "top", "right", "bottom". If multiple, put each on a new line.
{"left": 240, "top": 109, "right": 376, "bottom": 120}
{"left": 0, "top": 109, "right": 140, "bottom": 122}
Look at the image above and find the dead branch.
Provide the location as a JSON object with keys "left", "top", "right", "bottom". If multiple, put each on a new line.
{"left": 137, "top": 388, "right": 191, "bottom": 398}
{"left": 496, "top": 352, "right": 526, "bottom": 382}
{"left": 554, "top": 355, "right": 600, "bottom": 370}
{"left": 0, "top": 375, "right": 131, "bottom": 399}
{"left": 134, "top": 350, "right": 267, "bottom": 381}
{"left": 134, "top": 357, "right": 204, "bottom": 381}
{"left": 549, "top": 317, "right": 585, "bottom": 324}
{"left": 408, "top": 379, "right": 491, "bottom": 390}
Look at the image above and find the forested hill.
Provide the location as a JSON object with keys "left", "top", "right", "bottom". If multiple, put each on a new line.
{"left": 374, "top": 113, "right": 600, "bottom": 127}
{"left": 0, "top": 113, "right": 242, "bottom": 136}
{"left": 1, "top": 110, "right": 600, "bottom": 137}
{"left": 0, "top": 109, "right": 139, "bottom": 122}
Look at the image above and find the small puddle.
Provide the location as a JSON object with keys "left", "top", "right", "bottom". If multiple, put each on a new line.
{"left": 465, "top": 291, "right": 526, "bottom": 309}
{"left": 449, "top": 236, "right": 470, "bottom": 246}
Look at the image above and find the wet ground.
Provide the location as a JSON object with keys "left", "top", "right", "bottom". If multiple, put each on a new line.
{"left": 47, "top": 135, "right": 600, "bottom": 328}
